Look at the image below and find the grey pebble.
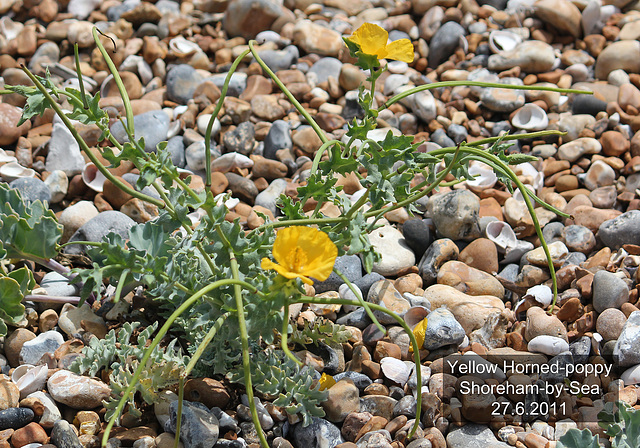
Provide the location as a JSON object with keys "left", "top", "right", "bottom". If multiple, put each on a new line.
{"left": 167, "top": 400, "right": 219, "bottom": 448}
{"left": 9, "top": 177, "right": 51, "bottom": 205}
{"left": 0, "top": 407, "right": 34, "bottom": 431}
{"left": 592, "top": 270, "right": 629, "bottom": 313}
{"left": 428, "top": 22, "right": 466, "bottom": 69}
{"left": 291, "top": 417, "right": 343, "bottom": 448}
{"left": 110, "top": 110, "right": 170, "bottom": 153}
{"left": 597, "top": 210, "right": 640, "bottom": 249}
{"left": 51, "top": 419, "right": 83, "bottom": 448}
{"left": 263, "top": 120, "right": 292, "bottom": 160}
{"left": 64, "top": 211, "right": 136, "bottom": 255}
{"left": 314, "top": 255, "right": 362, "bottom": 293}
{"left": 166, "top": 64, "right": 204, "bottom": 104}
{"left": 166, "top": 136, "right": 186, "bottom": 168}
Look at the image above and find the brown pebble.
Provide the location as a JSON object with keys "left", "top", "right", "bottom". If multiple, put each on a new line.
{"left": 10, "top": 423, "right": 48, "bottom": 448}
{"left": 556, "top": 297, "right": 582, "bottom": 322}
{"left": 184, "top": 378, "right": 230, "bottom": 409}
{"left": 458, "top": 238, "right": 499, "bottom": 274}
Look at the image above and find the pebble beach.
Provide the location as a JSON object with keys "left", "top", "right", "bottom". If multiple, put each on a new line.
{"left": 1, "top": 0, "right": 640, "bottom": 447}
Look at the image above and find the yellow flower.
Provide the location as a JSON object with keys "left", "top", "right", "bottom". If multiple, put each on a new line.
{"left": 318, "top": 373, "right": 336, "bottom": 391}
{"left": 410, "top": 317, "right": 428, "bottom": 352}
{"left": 261, "top": 226, "right": 338, "bottom": 286}
{"left": 346, "top": 23, "right": 414, "bottom": 63}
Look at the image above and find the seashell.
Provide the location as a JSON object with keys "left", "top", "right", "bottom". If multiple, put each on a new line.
{"left": 485, "top": 221, "right": 517, "bottom": 252}
{"left": 0, "top": 148, "right": 18, "bottom": 166}
{"left": 0, "top": 17, "right": 23, "bottom": 41}
{"left": 513, "top": 163, "right": 543, "bottom": 192}
{"left": 380, "top": 357, "right": 410, "bottom": 386}
{"left": 81, "top": 163, "right": 107, "bottom": 192}
{"left": 99, "top": 74, "right": 114, "bottom": 100}
{"left": 169, "top": 36, "right": 202, "bottom": 58}
{"left": 511, "top": 103, "right": 549, "bottom": 131}
{"left": 489, "top": 30, "right": 522, "bottom": 54}
{"left": 466, "top": 161, "right": 497, "bottom": 190}
{"left": 167, "top": 120, "right": 181, "bottom": 140}
{"left": 215, "top": 193, "right": 240, "bottom": 210}
{"left": 403, "top": 306, "right": 429, "bottom": 330}
{"left": 13, "top": 364, "right": 48, "bottom": 399}
{"left": 524, "top": 284, "right": 552, "bottom": 307}
{"left": 0, "top": 161, "right": 36, "bottom": 182}
{"left": 512, "top": 183, "right": 536, "bottom": 202}
{"left": 210, "top": 152, "right": 254, "bottom": 173}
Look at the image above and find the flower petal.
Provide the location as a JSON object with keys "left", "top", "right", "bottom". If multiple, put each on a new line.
{"left": 261, "top": 258, "right": 314, "bottom": 285}
{"left": 271, "top": 226, "right": 302, "bottom": 269}
{"left": 350, "top": 23, "right": 389, "bottom": 57}
{"left": 412, "top": 317, "right": 428, "bottom": 351}
{"left": 383, "top": 39, "right": 415, "bottom": 63}
{"left": 292, "top": 227, "right": 337, "bottom": 281}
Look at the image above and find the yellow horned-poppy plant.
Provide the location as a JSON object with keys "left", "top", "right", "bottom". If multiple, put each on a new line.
{"left": 346, "top": 22, "right": 414, "bottom": 63}
{"left": 261, "top": 226, "right": 338, "bottom": 285}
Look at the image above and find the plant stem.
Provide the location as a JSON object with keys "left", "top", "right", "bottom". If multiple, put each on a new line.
{"left": 205, "top": 49, "right": 251, "bottom": 188}
{"left": 215, "top": 225, "right": 270, "bottom": 448}
{"left": 381, "top": 81, "right": 590, "bottom": 111}
{"left": 24, "top": 295, "right": 80, "bottom": 304}
{"left": 248, "top": 40, "right": 328, "bottom": 145}
{"left": 102, "top": 278, "right": 257, "bottom": 447}
{"left": 281, "top": 301, "right": 302, "bottom": 366}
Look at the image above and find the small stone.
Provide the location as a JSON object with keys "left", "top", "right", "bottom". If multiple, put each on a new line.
{"left": 26, "top": 392, "right": 60, "bottom": 429}
{"left": 401, "top": 219, "right": 433, "bottom": 259}
{"left": 59, "top": 201, "right": 99, "bottom": 243}
{"left": 51, "top": 420, "right": 82, "bottom": 448}
{"left": 110, "top": 110, "right": 170, "bottom": 153}
{"left": 534, "top": 0, "right": 582, "bottom": 38}
{"left": 614, "top": 311, "right": 640, "bottom": 366}
{"left": 166, "top": 401, "right": 219, "bottom": 448}
{"left": 5, "top": 329, "right": 36, "bottom": 368}
{"left": 428, "top": 190, "right": 480, "bottom": 241}
{"left": 526, "top": 241, "right": 569, "bottom": 268}
{"left": 263, "top": 120, "right": 292, "bottom": 160}
{"left": 446, "top": 424, "right": 509, "bottom": 448}
{"left": 8, "top": 178, "right": 51, "bottom": 205}
{"left": 0, "top": 378, "right": 19, "bottom": 411}
{"left": 488, "top": 41, "right": 556, "bottom": 73}
{"left": 583, "top": 160, "right": 615, "bottom": 191}
{"left": 44, "top": 170, "right": 69, "bottom": 204}
{"left": 422, "top": 307, "right": 465, "bottom": 350}
{"left": 557, "top": 137, "right": 601, "bottom": 162}
{"left": 166, "top": 65, "right": 204, "bottom": 105}
{"left": 592, "top": 270, "right": 629, "bottom": 313}
{"left": 595, "top": 40, "right": 640, "bottom": 80}
{"left": 562, "top": 225, "right": 596, "bottom": 254}
{"left": 428, "top": 22, "right": 466, "bottom": 69}
{"left": 64, "top": 211, "right": 136, "bottom": 255}
{"left": 0, "top": 408, "right": 34, "bottom": 431}
{"left": 369, "top": 225, "right": 415, "bottom": 277}
{"left": 437, "top": 261, "right": 504, "bottom": 298}
{"left": 46, "top": 123, "right": 85, "bottom": 176}
{"left": 10, "top": 422, "right": 47, "bottom": 448}
{"left": 223, "top": 0, "right": 286, "bottom": 40}
{"left": 292, "top": 20, "right": 344, "bottom": 57}
{"left": 597, "top": 211, "right": 640, "bottom": 249}
{"left": 341, "top": 412, "right": 373, "bottom": 442}
{"left": 601, "top": 131, "right": 630, "bottom": 157}
{"left": 596, "top": 308, "right": 627, "bottom": 341}
{"left": 291, "top": 417, "right": 344, "bottom": 448}
{"left": 423, "top": 284, "right": 506, "bottom": 334}
{"left": 458, "top": 238, "right": 498, "bottom": 274}
{"left": 358, "top": 396, "right": 397, "bottom": 421}
{"left": 525, "top": 307, "right": 567, "bottom": 341}
{"left": 367, "top": 280, "right": 411, "bottom": 325}
{"left": 527, "top": 335, "right": 570, "bottom": 356}
{"left": 19, "top": 331, "right": 64, "bottom": 365}
{"left": 47, "top": 370, "right": 111, "bottom": 409}
{"left": 0, "top": 103, "right": 31, "bottom": 146}
{"left": 292, "top": 126, "right": 323, "bottom": 155}
{"left": 183, "top": 378, "right": 230, "bottom": 409}
{"left": 58, "top": 303, "right": 106, "bottom": 337}
{"left": 322, "top": 380, "right": 360, "bottom": 423}
{"left": 251, "top": 95, "right": 285, "bottom": 121}
{"left": 223, "top": 122, "right": 255, "bottom": 155}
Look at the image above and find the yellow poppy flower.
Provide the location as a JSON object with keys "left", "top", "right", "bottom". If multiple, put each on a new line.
{"left": 318, "top": 372, "right": 336, "bottom": 391}
{"left": 261, "top": 226, "right": 338, "bottom": 285}
{"left": 346, "top": 23, "right": 414, "bottom": 63}
{"left": 410, "top": 317, "right": 428, "bottom": 352}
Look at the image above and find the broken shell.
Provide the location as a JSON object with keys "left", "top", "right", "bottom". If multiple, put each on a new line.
{"left": 403, "top": 306, "right": 430, "bottom": 330}
{"left": 524, "top": 284, "right": 553, "bottom": 307}
{"left": 489, "top": 30, "right": 522, "bottom": 54}
{"left": 0, "top": 161, "right": 36, "bottom": 182}
{"left": 169, "top": 36, "right": 202, "bottom": 58}
{"left": 466, "top": 161, "right": 497, "bottom": 190}
{"left": 511, "top": 103, "right": 549, "bottom": 131}
{"left": 514, "top": 163, "right": 544, "bottom": 192}
{"left": 13, "top": 364, "right": 48, "bottom": 399}
{"left": 81, "top": 162, "right": 107, "bottom": 192}
{"left": 485, "top": 221, "right": 517, "bottom": 252}
{"left": 0, "top": 148, "right": 18, "bottom": 166}
{"left": 380, "top": 357, "right": 411, "bottom": 386}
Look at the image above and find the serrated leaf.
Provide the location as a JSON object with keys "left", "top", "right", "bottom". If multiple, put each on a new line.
{"left": 0, "top": 276, "right": 27, "bottom": 329}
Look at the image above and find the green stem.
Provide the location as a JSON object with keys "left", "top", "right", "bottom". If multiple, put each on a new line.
{"left": 215, "top": 226, "right": 269, "bottom": 448}
{"left": 293, "top": 296, "right": 422, "bottom": 437}
{"left": 248, "top": 40, "right": 328, "bottom": 145}
{"left": 92, "top": 27, "right": 134, "bottom": 136}
{"left": 310, "top": 140, "right": 342, "bottom": 175}
{"left": 21, "top": 66, "right": 165, "bottom": 209}
{"left": 281, "top": 301, "right": 302, "bottom": 366}
{"left": 73, "top": 43, "right": 89, "bottom": 110}
{"left": 334, "top": 268, "right": 384, "bottom": 333}
{"left": 174, "top": 377, "right": 184, "bottom": 448}
{"left": 113, "top": 269, "right": 128, "bottom": 304}
{"left": 205, "top": 49, "right": 251, "bottom": 188}
{"left": 101, "top": 278, "right": 258, "bottom": 447}
{"left": 381, "top": 81, "right": 590, "bottom": 111}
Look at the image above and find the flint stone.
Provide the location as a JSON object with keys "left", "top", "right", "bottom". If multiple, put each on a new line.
{"left": 614, "top": 311, "right": 640, "bottom": 367}
{"left": 110, "top": 110, "right": 170, "bottom": 153}
{"left": 167, "top": 400, "right": 219, "bottom": 448}
{"left": 64, "top": 211, "right": 136, "bottom": 255}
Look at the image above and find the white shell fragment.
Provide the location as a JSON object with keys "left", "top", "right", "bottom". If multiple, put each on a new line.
{"left": 489, "top": 30, "right": 522, "bottom": 54}
{"left": 511, "top": 103, "right": 549, "bottom": 131}
{"left": 466, "top": 161, "right": 497, "bottom": 190}
{"left": 169, "top": 36, "right": 202, "bottom": 58}
{"left": 81, "top": 162, "right": 107, "bottom": 193}
{"left": 380, "top": 357, "right": 411, "bottom": 386}
{"left": 0, "top": 161, "right": 36, "bottom": 182}
{"left": 12, "top": 364, "right": 48, "bottom": 399}
{"left": 524, "top": 284, "right": 553, "bottom": 307}
{"left": 403, "top": 306, "right": 429, "bottom": 330}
